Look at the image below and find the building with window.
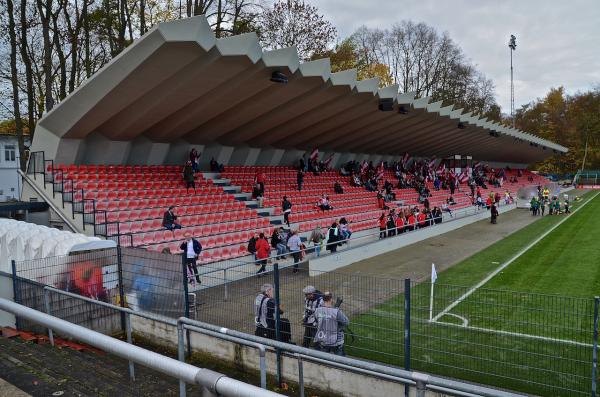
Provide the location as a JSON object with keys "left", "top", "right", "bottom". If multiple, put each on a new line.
{"left": 0, "top": 130, "right": 28, "bottom": 202}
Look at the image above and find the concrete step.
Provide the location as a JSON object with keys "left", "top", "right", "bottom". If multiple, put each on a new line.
{"left": 233, "top": 193, "right": 252, "bottom": 201}
{"left": 211, "top": 178, "right": 230, "bottom": 186}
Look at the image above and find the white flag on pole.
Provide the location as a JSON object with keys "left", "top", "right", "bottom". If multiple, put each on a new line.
{"left": 431, "top": 263, "right": 438, "bottom": 284}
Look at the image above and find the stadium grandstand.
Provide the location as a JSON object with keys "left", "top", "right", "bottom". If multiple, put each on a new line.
{"left": 7, "top": 14, "right": 584, "bottom": 397}
{"left": 21, "top": 15, "right": 565, "bottom": 265}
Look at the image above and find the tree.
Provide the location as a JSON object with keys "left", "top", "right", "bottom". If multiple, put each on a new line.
{"left": 257, "top": 0, "right": 336, "bottom": 61}
{"left": 314, "top": 39, "right": 392, "bottom": 87}
{"left": 349, "top": 22, "right": 499, "bottom": 116}
{"left": 517, "top": 86, "right": 600, "bottom": 174}
{"left": 6, "top": 0, "right": 27, "bottom": 171}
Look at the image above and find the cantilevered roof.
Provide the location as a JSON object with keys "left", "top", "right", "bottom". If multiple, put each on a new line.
{"left": 32, "top": 15, "right": 567, "bottom": 163}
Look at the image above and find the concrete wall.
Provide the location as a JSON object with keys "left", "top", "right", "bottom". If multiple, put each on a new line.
{"left": 310, "top": 204, "right": 516, "bottom": 274}
{"left": 130, "top": 316, "right": 428, "bottom": 397}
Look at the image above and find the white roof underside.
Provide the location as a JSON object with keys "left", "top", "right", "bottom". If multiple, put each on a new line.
{"left": 34, "top": 16, "right": 567, "bottom": 163}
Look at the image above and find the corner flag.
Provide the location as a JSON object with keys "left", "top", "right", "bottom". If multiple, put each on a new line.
{"left": 431, "top": 263, "right": 438, "bottom": 283}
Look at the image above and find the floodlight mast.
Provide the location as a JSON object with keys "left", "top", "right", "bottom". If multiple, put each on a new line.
{"left": 509, "top": 34, "right": 517, "bottom": 128}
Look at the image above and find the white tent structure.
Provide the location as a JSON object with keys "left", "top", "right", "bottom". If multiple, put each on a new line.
{"left": 0, "top": 219, "right": 115, "bottom": 274}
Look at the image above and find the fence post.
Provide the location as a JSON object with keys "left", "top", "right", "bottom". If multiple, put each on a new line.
{"left": 593, "top": 296, "right": 599, "bottom": 397}
{"left": 116, "top": 246, "right": 126, "bottom": 332}
{"left": 11, "top": 260, "right": 21, "bottom": 330}
{"left": 125, "top": 312, "right": 136, "bottom": 381}
{"left": 181, "top": 253, "right": 191, "bottom": 358}
{"left": 43, "top": 289, "right": 54, "bottom": 347}
{"left": 273, "top": 262, "right": 282, "bottom": 387}
{"left": 404, "top": 278, "right": 411, "bottom": 397}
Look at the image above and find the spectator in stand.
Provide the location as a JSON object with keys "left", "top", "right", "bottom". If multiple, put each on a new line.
{"left": 297, "top": 169, "right": 305, "bottom": 191}
{"left": 339, "top": 218, "right": 352, "bottom": 243}
{"left": 417, "top": 209, "right": 427, "bottom": 228}
{"left": 247, "top": 233, "right": 258, "bottom": 262}
{"left": 318, "top": 195, "right": 333, "bottom": 212}
{"left": 299, "top": 155, "right": 307, "bottom": 172}
{"left": 434, "top": 177, "right": 441, "bottom": 191}
{"left": 309, "top": 226, "right": 325, "bottom": 257}
{"left": 475, "top": 195, "right": 484, "bottom": 209}
{"left": 423, "top": 197, "right": 430, "bottom": 210}
{"left": 407, "top": 211, "right": 416, "bottom": 231}
{"left": 287, "top": 230, "right": 302, "bottom": 273}
{"left": 447, "top": 196, "right": 456, "bottom": 205}
{"left": 183, "top": 161, "right": 195, "bottom": 193}
{"left": 378, "top": 213, "right": 387, "bottom": 238}
{"left": 189, "top": 148, "right": 200, "bottom": 173}
{"left": 351, "top": 173, "right": 362, "bottom": 187}
{"left": 255, "top": 170, "right": 266, "bottom": 196}
{"left": 386, "top": 210, "right": 397, "bottom": 237}
{"left": 491, "top": 203, "right": 499, "bottom": 224}
{"left": 333, "top": 181, "right": 344, "bottom": 194}
{"left": 255, "top": 233, "right": 271, "bottom": 275}
{"left": 450, "top": 178, "right": 456, "bottom": 195}
{"left": 282, "top": 196, "right": 292, "bottom": 227}
{"left": 485, "top": 195, "right": 493, "bottom": 209}
{"left": 377, "top": 190, "right": 386, "bottom": 209}
{"left": 396, "top": 212, "right": 406, "bottom": 234}
{"left": 209, "top": 157, "right": 224, "bottom": 172}
{"left": 180, "top": 232, "right": 201, "bottom": 284}
{"left": 432, "top": 206, "right": 443, "bottom": 224}
{"left": 326, "top": 222, "right": 341, "bottom": 253}
{"left": 162, "top": 206, "right": 181, "bottom": 230}
{"left": 274, "top": 227, "right": 288, "bottom": 258}
{"left": 476, "top": 186, "right": 482, "bottom": 198}
{"left": 441, "top": 202, "right": 453, "bottom": 217}
{"left": 365, "top": 178, "right": 377, "bottom": 192}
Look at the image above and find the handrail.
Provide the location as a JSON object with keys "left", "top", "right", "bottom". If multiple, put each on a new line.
{"left": 198, "top": 201, "right": 515, "bottom": 278}
{"left": 39, "top": 286, "right": 526, "bottom": 397}
{"left": 0, "top": 297, "right": 282, "bottom": 397}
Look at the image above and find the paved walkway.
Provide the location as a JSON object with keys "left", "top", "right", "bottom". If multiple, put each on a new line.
{"left": 0, "top": 378, "right": 30, "bottom": 397}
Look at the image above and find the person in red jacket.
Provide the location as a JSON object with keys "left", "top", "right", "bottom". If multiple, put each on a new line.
{"left": 255, "top": 233, "right": 271, "bottom": 275}
{"left": 417, "top": 210, "right": 427, "bottom": 228}
{"left": 378, "top": 213, "right": 387, "bottom": 238}
{"left": 396, "top": 214, "right": 406, "bottom": 234}
{"left": 407, "top": 211, "right": 416, "bottom": 231}
{"left": 255, "top": 171, "right": 266, "bottom": 196}
{"left": 485, "top": 195, "right": 492, "bottom": 209}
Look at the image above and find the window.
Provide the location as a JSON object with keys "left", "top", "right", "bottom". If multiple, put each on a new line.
{"left": 5, "top": 145, "right": 16, "bottom": 162}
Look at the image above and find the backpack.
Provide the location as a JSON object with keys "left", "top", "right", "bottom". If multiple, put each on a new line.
{"left": 247, "top": 237, "right": 257, "bottom": 253}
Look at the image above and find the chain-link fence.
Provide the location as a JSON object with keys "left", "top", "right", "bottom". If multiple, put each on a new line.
{"left": 196, "top": 262, "right": 596, "bottom": 397}
{"left": 10, "top": 250, "right": 598, "bottom": 396}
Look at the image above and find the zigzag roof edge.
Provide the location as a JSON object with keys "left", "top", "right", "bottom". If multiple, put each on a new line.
{"left": 216, "top": 32, "right": 262, "bottom": 64}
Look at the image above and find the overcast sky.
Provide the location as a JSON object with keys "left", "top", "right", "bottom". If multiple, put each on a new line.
{"left": 305, "top": 0, "right": 600, "bottom": 113}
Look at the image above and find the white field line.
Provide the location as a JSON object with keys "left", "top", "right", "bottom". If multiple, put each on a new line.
{"left": 444, "top": 313, "right": 469, "bottom": 326}
{"left": 431, "top": 191, "right": 600, "bottom": 323}
{"left": 434, "top": 320, "right": 593, "bottom": 348}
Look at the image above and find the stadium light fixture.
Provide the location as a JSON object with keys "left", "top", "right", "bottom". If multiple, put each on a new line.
{"left": 270, "top": 71, "right": 288, "bottom": 84}
{"left": 378, "top": 98, "right": 394, "bottom": 111}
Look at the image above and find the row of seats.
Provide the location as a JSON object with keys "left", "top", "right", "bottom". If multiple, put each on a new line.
{"left": 52, "top": 164, "right": 185, "bottom": 174}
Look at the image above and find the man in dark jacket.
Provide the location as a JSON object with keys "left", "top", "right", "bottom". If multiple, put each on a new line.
{"left": 297, "top": 169, "right": 304, "bottom": 191}
{"left": 180, "top": 232, "right": 202, "bottom": 284}
{"left": 163, "top": 206, "right": 181, "bottom": 230}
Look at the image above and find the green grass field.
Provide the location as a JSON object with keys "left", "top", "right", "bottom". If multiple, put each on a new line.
{"left": 344, "top": 191, "right": 600, "bottom": 397}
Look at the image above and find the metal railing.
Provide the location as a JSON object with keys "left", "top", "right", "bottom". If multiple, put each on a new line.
{"left": 26, "top": 151, "right": 97, "bottom": 233}
{"left": 0, "top": 296, "right": 282, "bottom": 397}
{"left": 196, "top": 201, "right": 514, "bottom": 284}
{"left": 35, "top": 286, "right": 527, "bottom": 397}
